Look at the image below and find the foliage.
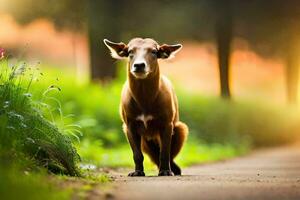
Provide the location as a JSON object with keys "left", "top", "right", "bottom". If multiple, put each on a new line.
{"left": 0, "top": 58, "right": 80, "bottom": 176}
{"left": 30, "top": 65, "right": 125, "bottom": 147}
{"left": 29, "top": 65, "right": 300, "bottom": 150}
{"left": 76, "top": 138, "right": 248, "bottom": 172}
{"left": 178, "top": 92, "right": 300, "bottom": 146}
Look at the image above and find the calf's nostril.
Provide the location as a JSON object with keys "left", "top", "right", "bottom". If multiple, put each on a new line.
{"left": 133, "top": 63, "right": 146, "bottom": 73}
{"left": 134, "top": 63, "right": 145, "bottom": 69}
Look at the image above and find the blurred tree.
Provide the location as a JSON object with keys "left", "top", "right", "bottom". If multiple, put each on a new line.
{"left": 215, "top": 0, "right": 233, "bottom": 99}
{"left": 234, "top": 0, "right": 300, "bottom": 104}
{"left": 284, "top": 24, "right": 300, "bottom": 104}
{"left": 86, "top": 0, "right": 123, "bottom": 81}
{"left": 1, "top": 0, "right": 85, "bottom": 30}
{"left": 0, "top": 0, "right": 122, "bottom": 80}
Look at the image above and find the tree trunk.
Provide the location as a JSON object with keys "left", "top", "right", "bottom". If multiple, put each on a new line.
{"left": 215, "top": 1, "right": 233, "bottom": 99}
{"left": 86, "top": 0, "right": 123, "bottom": 81}
{"left": 285, "top": 28, "right": 299, "bottom": 104}
{"left": 286, "top": 60, "right": 299, "bottom": 105}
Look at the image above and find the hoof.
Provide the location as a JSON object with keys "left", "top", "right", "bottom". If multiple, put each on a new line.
{"left": 158, "top": 170, "right": 174, "bottom": 176}
{"left": 171, "top": 162, "right": 182, "bottom": 176}
{"left": 128, "top": 170, "right": 145, "bottom": 177}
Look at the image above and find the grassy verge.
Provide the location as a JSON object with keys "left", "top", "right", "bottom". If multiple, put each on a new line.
{"left": 0, "top": 58, "right": 83, "bottom": 199}
{"left": 0, "top": 166, "right": 71, "bottom": 200}
{"left": 178, "top": 92, "right": 300, "bottom": 146}
{"left": 0, "top": 58, "right": 80, "bottom": 175}
{"left": 77, "top": 138, "right": 250, "bottom": 171}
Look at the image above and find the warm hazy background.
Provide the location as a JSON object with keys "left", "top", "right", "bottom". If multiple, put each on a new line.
{"left": 0, "top": 10, "right": 289, "bottom": 103}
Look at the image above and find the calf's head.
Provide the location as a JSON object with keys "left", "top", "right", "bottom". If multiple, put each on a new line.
{"left": 104, "top": 38, "right": 182, "bottom": 79}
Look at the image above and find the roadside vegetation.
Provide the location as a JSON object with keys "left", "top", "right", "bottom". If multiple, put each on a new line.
{"left": 0, "top": 58, "right": 80, "bottom": 175}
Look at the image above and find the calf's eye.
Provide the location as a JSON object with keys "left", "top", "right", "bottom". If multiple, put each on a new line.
{"left": 128, "top": 51, "right": 134, "bottom": 58}
{"left": 151, "top": 50, "right": 157, "bottom": 57}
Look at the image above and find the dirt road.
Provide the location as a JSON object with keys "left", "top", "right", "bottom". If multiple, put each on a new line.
{"left": 110, "top": 146, "right": 300, "bottom": 200}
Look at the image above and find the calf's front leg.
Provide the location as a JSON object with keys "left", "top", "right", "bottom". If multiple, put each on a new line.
{"left": 158, "top": 123, "right": 174, "bottom": 176}
{"left": 126, "top": 122, "right": 145, "bottom": 176}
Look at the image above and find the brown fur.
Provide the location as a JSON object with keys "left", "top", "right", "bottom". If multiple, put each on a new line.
{"left": 104, "top": 38, "right": 188, "bottom": 176}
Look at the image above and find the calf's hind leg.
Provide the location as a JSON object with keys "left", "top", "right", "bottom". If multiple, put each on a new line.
{"left": 170, "top": 121, "right": 188, "bottom": 175}
{"left": 141, "top": 139, "right": 160, "bottom": 166}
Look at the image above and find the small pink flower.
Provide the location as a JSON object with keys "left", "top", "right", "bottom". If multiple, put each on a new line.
{"left": 0, "top": 48, "right": 5, "bottom": 59}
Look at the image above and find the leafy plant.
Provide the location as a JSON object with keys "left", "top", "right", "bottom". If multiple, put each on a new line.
{"left": 0, "top": 57, "right": 80, "bottom": 176}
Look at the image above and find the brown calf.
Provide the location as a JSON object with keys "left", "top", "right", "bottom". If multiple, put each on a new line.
{"left": 104, "top": 38, "right": 188, "bottom": 176}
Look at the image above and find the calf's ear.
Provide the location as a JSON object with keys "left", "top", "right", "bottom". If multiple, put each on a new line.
{"left": 103, "top": 39, "right": 129, "bottom": 59}
{"left": 158, "top": 44, "right": 182, "bottom": 59}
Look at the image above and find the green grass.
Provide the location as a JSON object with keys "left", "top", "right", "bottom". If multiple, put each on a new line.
{"left": 0, "top": 58, "right": 80, "bottom": 176}
{"left": 178, "top": 93, "right": 300, "bottom": 146}
{"left": 176, "top": 139, "right": 249, "bottom": 166}
{"left": 30, "top": 66, "right": 125, "bottom": 146}
{"left": 0, "top": 166, "right": 71, "bottom": 200}
{"left": 77, "top": 137, "right": 249, "bottom": 170}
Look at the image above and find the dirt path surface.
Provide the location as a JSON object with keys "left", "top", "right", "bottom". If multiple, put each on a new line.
{"left": 110, "top": 146, "right": 300, "bottom": 200}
